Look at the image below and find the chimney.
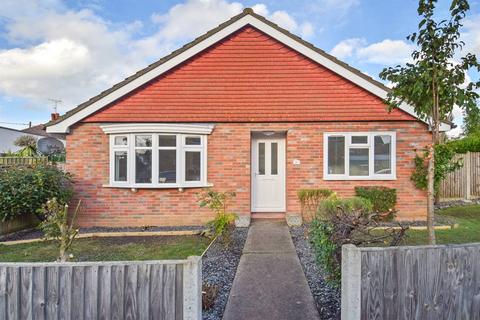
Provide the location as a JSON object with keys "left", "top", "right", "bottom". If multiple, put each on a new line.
{"left": 51, "top": 113, "right": 60, "bottom": 121}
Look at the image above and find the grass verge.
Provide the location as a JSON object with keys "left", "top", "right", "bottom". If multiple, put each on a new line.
{"left": 0, "top": 235, "right": 211, "bottom": 262}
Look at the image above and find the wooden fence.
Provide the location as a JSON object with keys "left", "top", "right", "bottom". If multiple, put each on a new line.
{"left": 341, "top": 243, "right": 480, "bottom": 320}
{"left": 0, "top": 257, "right": 202, "bottom": 320}
{"left": 0, "top": 215, "right": 39, "bottom": 236}
{"left": 439, "top": 152, "right": 480, "bottom": 201}
{"left": 0, "top": 157, "right": 48, "bottom": 166}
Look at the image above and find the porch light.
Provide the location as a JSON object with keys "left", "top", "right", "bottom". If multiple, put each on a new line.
{"left": 262, "top": 131, "right": 275, "bottom": 136}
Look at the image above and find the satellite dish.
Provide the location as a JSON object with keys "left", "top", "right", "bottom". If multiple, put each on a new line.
{"left": 37, "top": 137, "right": 64, "bottom": 155}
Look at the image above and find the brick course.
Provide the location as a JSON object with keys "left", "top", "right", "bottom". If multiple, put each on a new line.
{"left": 67, "top": 121, "right": 429, "bottom": 227}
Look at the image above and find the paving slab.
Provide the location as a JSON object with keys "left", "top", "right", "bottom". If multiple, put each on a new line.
{"left": 223, "top": 220, "right": 320, "bottom": 320}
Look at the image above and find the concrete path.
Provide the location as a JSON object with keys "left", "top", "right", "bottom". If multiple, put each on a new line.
{"left": 223, "top": 220, "right": 320, "bottom": 320}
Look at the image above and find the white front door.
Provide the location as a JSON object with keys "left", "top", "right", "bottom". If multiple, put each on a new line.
{"left": 251, "top": 137, "right": 286, "bottom": 212}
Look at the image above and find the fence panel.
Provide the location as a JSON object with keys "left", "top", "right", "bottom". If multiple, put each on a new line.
{"left": 342, "top": 244, "right": 480, "bottom": 320}
{"left": 0, "top": 257, "right": 202, "bottom": 320}
{"left": 0, "top": 157, "right": 48, "bottom": 166}
{"left": 439, "top": 152, "right": 480, "bottom": 201}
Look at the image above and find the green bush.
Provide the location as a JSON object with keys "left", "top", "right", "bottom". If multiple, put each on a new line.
{"left": 0, "top": 165, "right": 73, "bottom": 222}
{"left": 355, "top": 186, "right": 397, "bottom": 220}
{"left": 310, "top": 196, "right": 406, "bottom": 285}
{"left": 447, "top": 134, "right": 480, "bottom": 153}
{"left": 297, "top": 188, "right": 334, "bottom": 220}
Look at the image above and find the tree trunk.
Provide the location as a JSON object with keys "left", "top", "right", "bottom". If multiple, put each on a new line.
{"left": 427, "top": 144, "right": 436, "bottom": 245}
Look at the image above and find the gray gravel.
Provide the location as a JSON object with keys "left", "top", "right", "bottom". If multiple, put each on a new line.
{"left": 290, "top": 225, "right": 341, "bottom": 320}
{"left": 202, "top": 228, "right": 248, "bottom": 320}
{"left": 435, "top": 199, "right": 480, "bottom": 210}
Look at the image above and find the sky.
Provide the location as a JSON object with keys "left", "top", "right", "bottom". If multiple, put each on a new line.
{"left": 0, "top": 0, "right": 479, "bottom": 136}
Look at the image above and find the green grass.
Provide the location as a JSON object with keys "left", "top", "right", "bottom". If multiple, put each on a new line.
{"left": 0, "top": 235, "right": 211, "bottom": 262}
{"left": 403, "top": 204, "right": 480, "bottom": 245}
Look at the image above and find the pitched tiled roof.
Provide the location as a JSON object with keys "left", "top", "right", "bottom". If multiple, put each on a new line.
{"left": 46, "top": 8, "right": 426, "bottom": 130}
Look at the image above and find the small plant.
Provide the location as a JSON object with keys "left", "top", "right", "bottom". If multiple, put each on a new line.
{"left": 355, "top": 186, "right": 397, "bottom": 221}
{"left": 202, "top": 282, "right": 219, "bottom": 310}
{"left": 197, "top": 189, "right": 236, "bottom": 245}
{"left": 297, "top": 188, "right": 334, "bottom": 220}
{"left": 38, "top": 198, "right": 81, "bottom": 262}
{"left": 310, "top": 197, "right": 407, "bottom": 285}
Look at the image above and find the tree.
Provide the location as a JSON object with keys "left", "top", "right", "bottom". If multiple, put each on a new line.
{"left": 463, "top": 105, "right": 480, "bottom": 136}
{"left": 14, "top": 135, "right": 37, "bottom": 148}
{"left": 380, "top": 0, "right": 479, "bottom": 244}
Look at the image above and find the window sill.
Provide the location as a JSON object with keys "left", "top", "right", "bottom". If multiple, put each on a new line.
{"left": 323, "top": 176, "right": 396, "bottom": 181}
{"left": 102, "top": 183, "right": 213, "bottom": 189}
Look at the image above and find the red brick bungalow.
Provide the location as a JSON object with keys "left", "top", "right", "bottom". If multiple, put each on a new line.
{"left": 46, "top": 9, "right": 450, "bottom": 227}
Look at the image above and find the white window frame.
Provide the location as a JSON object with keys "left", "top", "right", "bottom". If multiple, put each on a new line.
{"left": 108, "top": 133, "right": 208, "bottom": 188}
{"left": 323, "top": 132, "right": 396, "bottom": 180}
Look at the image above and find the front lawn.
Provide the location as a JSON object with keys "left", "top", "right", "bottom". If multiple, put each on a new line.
{"left": 0, "top": 235, "right": 211, "bottom": 262}
{"left": 403, "top": 204, "right": 480, "bottom": 245}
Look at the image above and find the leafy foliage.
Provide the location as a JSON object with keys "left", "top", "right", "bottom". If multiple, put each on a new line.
{"left": 447, "top": 134, "right": 480, "bottom": 153}
{"left": 411, "top": 144, "right": 462, "bottom": 194}
{"left": 297, "top": 188, "right": 334, "bottom": 220}
{"left": 310, "top": 197, "right": 407, "bottom": 285}
{"left": 197, "top": 189, "right": 236, "bottom": 245}
{"left": 0, "top": 165, "right": 73, "bottom": 222}
{"left": 355, "top": 186, "right": 397, "bottom": 221}
{"left": 38, "top": 198, "right": 80, "bottom": 262}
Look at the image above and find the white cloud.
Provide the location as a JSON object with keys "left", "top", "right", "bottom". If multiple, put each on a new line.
{"left": 330, "top": 38, "right": 366, "bottom": 59}
{"left": 331, "top": 38, "right": 414, "bottom": 65}
{"left": 357, "top": 39, "right": 414, "bottom": 65}
{"left": 0, "top": 0, "right": 314, "bottom": 114}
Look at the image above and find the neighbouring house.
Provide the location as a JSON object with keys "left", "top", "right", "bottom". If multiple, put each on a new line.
{"left": 0, "top": 126, "right": 44, "bottom": 154}
{"left": 22, "top": 113, "right": 67, "bottom": 147}
{"left": 46, "top": 9, "right": 450, "bottom": 227}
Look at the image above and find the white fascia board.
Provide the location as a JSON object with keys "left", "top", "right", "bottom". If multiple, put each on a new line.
{"left": 47, "top": 14, "right": 425, "bottom": 134}
{"left": 100, "top": 123, "right": 215, "bottom": 135}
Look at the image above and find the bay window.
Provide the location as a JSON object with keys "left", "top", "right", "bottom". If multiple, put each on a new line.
{"left": 323, "top": 132, "right": 396, "bottom": 180}
{"left": 109, "top": 133, "right": 207, "bottom": 188}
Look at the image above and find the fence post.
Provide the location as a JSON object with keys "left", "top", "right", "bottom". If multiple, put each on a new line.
{"left": 341, "top": 245, "right": 361, "bottom": 320}
{"left": 466, "top": 151, "right": 471, "bottom": 200}
{"left": 183, "top": 256, "right": 202, "bottom": 320}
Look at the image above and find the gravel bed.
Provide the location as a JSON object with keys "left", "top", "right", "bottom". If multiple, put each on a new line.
{"left": 435, "top": 199, "right": 480, "bottom": 210}
{"left": 377, "top": 214, "right": 454, "bottom": 227}
{"left": 290, "top": 225, "right": 341, "bottom": 320}
{"left": 0, "top": 225, "right": 205, "bottom": 242}
{"left": 202, "top": 227, "right": 248, "bottom": 320}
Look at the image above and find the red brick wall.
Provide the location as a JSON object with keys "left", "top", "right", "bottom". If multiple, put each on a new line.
{"left": 67, "top": 121, "right": 429, "bottom": 227}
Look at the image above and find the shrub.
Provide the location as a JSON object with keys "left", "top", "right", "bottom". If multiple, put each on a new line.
{"left": 297, "top": 188, "right": 334, "bottom": 220}
{"left": 197, "top": 189, "right": 236, "bottom": 245}
{"left": 310, "top": 197, "right": 407, "bottom": 285}
{"left": 38, "top": 198, "right": 80, "bottom": 262}
{"left": 447, "top": 134, "right": 480, "bottom": 153}
{"left": 0, "top": 165, "right": 73, "bottom": 222}
{"left": 355, "top": 186, "right": 397, "bottom": 221}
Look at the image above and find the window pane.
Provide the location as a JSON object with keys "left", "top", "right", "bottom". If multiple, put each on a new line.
{"left": 271, "top": 142, "right": 278, "bottom": 175}
{"left": 135, "top": 149, "right": 152, "bottom": 183}
{"left": 135, "top": 135, "right": 152, "bottom": 147}
{"left": 114, "top": 136, "right": 127, "bottom": 146}
{"left": 114, "top": 151, "right": 127, "bottom": 181}
{"left": 374, "top": 135, "right": 392, "bottom": 174}
{"left": 258, "top": 142, "right": 265, "bottom": 175}
{"left": 349, "top": 148, "right": 369, "bottom": 176}
{"left": 159, "top": 135, "right": 176, "bottom": 147}
{"left": 351, "top": 136, "right": 368, "bottom": 144}
{"left": 328, "top": 136, "right": 345, "bottom": 174}
{"left": 159, "top": 150, "right": 176, "bottom": 183}
{"left": 185, "top": 137, "right": 201, "bottom": 145}
{"left": 185, "top": 151, "right": 201, "bottom": 181}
